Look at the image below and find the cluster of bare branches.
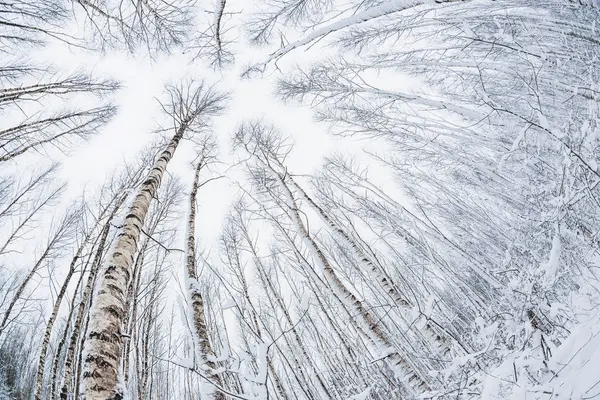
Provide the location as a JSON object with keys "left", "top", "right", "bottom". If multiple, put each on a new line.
{"left": 0, "top": 1, "right": 120, "bottom": 164}
{"left": 72, "top": 0, "right": 196, "bottom": 53}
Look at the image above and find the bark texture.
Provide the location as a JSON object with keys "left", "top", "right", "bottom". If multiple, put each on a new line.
{"left": 83, "top": 122, "right": 188, "bottom": 400}
{"left": 269, "top": 163, "right": 429, "bottom": 392}
{"left": 61, "top": 194, "right": 126, "bottom": 399}
{"left": 34, "top": 237, "right": 89, "bottom": 400}
{"left": 289, "top": 176, "right": 453, "bottom": 354}
{"left": 186, "top": 160, "right": 226, "bottom": 400}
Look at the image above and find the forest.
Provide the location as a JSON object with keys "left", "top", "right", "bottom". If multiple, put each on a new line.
{"left": 1, "top": 0, "right": 599, "bottom": 399}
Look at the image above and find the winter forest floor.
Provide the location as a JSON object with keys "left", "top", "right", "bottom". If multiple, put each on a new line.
{"left": 1, "top": 0, "right": 600, "bottom": 399}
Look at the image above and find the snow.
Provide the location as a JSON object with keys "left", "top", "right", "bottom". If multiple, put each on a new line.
{"left": 3, "top": 0, "right": 600, "bottom": 399}
{"left": 221, "top": 297, "right": 237, "bottom": 310}
{"left": 255, "top": 342, "right": 268, "bottom": 383}
{"left": 298, "top": 291, "right": 310, "bottom": 312}
{"left": 250, "top": 0, "right": 429, "bottom": 71}
{"left": 539, "top": 308, "right": 600, "bottom": 399}
{"left": 207, "top": 343, "right": 230, "bottom": 363}
{"left": 349, "top": 386, "right": 372, "bottom": 400}
{"left": 480, "top": 308, "right": 600, "bottom": 400}
{"left": 199, "top": 376, "right": 217, "bottom": 399}
{"left": 537, "top": 111, "right": 550, "bottom": 130}
{"left": 109, "top": 188, "right": 135, "bottom": 227}
{"left": 543, "top": 227, "right": 561, "bottom": 285}
{"left": 177, "top": 356, "right": 196, "bottom": 369}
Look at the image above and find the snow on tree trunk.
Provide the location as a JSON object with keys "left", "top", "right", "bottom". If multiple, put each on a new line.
{"left": 61, "top": 194, "right": 127, "bottom": 399}
{"left": 247, "top": 0, "right": 469, "bottom": 73}
{"left": 185, "top": 159, "right": 226, "bottom": 400}
{"left": 257, "top": 258, "right": 334, "bottom": 399}
{"left": 259, "top": 158, "right": 429, "bottom": 393}
{"left": 288, "top": 175, "right": 454, "bottom": 354}
{"left": 35, "top": 223, "right": 91, "bottom": 400}
{"left": 83, "top": 121, "right": 188, "bottom": 400}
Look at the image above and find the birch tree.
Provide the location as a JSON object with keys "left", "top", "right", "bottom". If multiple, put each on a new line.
{"left": 191, "top": 0, "right": 234, "bottom": 68}
{"left": 244, "top": 0, "right": 469, "bottom": 74}
{"left": 273, "top": 0, "right": 599, "bottom": 394}
{"left": 83, "top": 81, "right": 226, "bottom": 399}
{"left": 0, "top": 0, "right": 77, "bottom": 49}
{"left": 122, "top": 175, "right": 185, "bottom": 397}
{"left": 183, "top": 139, "right": 227, "bottom": 399}
{"left": 2, "top": 0, "right": 600, "bottom": 398}
{"left": 58, "top": 191, "right": 129, "bottom": 399}
{"left": 33, "top": 200, "right": 91, "bottom": 400}
{"left": 0, "top": 205, "right": 81, "bottom": 338}
{"left": 1, "top": 1, "right": 118, "bottom": 164}
{"left": 235, "top": 122, "right": 431, "bottom": 395}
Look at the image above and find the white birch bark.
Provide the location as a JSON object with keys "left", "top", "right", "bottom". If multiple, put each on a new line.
{"left": 240, "top": 137, "right": 429, "bottom": 392}
{"left": 279, "top": 174, "right": 428, "bottom": 391}
{"left": 248, "top": 237, "right": 334, "bottom": 399}
{"left": 83, "top": 123, "right": 188, "bottom": 399}
{"left": 83, "top": 82, "right": 225, "bottom": 399}
{"left": 50, "top": 242, "right": 96, "bottom": 400}
{"left": 122, "top": 237, "right": 147, "bottom": 386}
{"left": 247, "top": 0, "right": 468, "bottom": 72}
{"left": 61, "top": 194, "right": 127, "bottom": 399}
{"left": 214, "top": 0, "right": 227, "bottom": 52}
{"left": 287, "top": 176, "right": 453, "bottom": 354}
{"left": 186, "top": 160, "right": 226, "bottom": 400}
{"left": 34, "top": 221, "right": 93, "bottom": 400}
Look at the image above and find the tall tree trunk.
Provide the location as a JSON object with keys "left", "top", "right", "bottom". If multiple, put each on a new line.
{"left": 122, "top": 238, "right": 147, "bottom": 385}
{"left": 50, "top": 244, "right": 95, "bottom": 399}
{"left": 83, "top": 81, "right": 225, "bottom": 399}
{"left": 185, "top": 160, "right": 226, "bottom": 400}
{"left": 61, "top": 194, "right": 127, "bottom": 399}
{"left": 83, "top": 120, "right": 189, "bottom": 399}
{"left": 258, "top": 263, "right": 333, "bottom": 399}
{"left": 288, "top": 176, "right": 453, "bottom": 354}
{"left": 34, "top": 232, "right": 91, "bottom": 400}
{"left": 268, "top": 163, "right": 429, "bottom": 393}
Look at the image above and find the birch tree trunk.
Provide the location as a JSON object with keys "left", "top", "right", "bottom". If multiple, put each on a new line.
{"left": 83, "top": 126, "right": 186, "bottom": 399}
{"left": 50, "top": 241, "right": 97, "bottom": 400}
{"left": 288, "top": 176, "right": 453, "bottom": 354}
{"left": 259, "top": 266, "right": 334, "bottom": 399}
{"left": 122, "top": 238, "right": 147, "bottom": 385}
{"left": 61, "top": 193, "right": 127, "bottom": 399}
{"left": 236, "top": 123, "right": 429, "bottom": 393}
{"left": 34, "top": 205, "right": 92, "bottom": 400}
{"left": 185, "top": 159, "right": 226, "bottom": 400}
{"left": 83, "top": 82, "right": 225, "bottom": 399}
{"left": 281, "top": 175, "right": 428, "bottom": 390}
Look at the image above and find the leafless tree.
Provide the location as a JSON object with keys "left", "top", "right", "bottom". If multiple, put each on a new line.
{"left": 272, "top": 0, "right": 600, "bottom": 395}
{"left": 1, "top": 1, "right": 119, "bottom": 165}
{"left": 0, "top": 0, "right": 80, "bottom": 49}
{"left": 182, "top": 137, "right": 229, "bottom": 399}
{"left": 0, "top": 203, "right": 81, "bottom": 339}
{"left": 0, "top": 72, "right": 119, "bottom": 163}
{"left": 190, "top": 0, "right": 234, "bottom": 68}
{"left": 235, "top": 121, "right": 433, "bottom": 395}
{"left": 83, "top": 80, "right": 226, "bottom": 399}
